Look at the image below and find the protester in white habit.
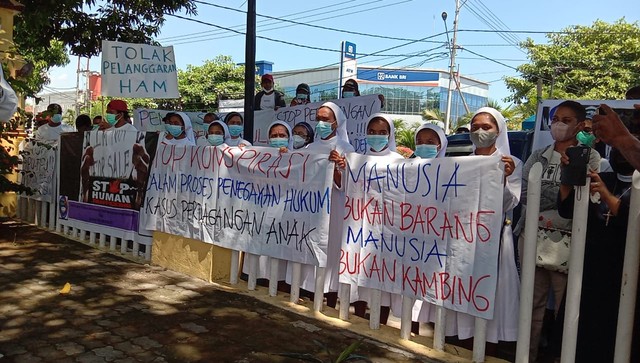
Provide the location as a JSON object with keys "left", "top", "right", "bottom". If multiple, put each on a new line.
{"left": 286, "top": 102, "right": 354, "bottom": 308}
{"left": 390, "top": 121, "right": 449, "bottom": 334}
{"left": 159, "top": 112, "right": 196, "bottom": 146}
{"left": 0, "top": 68, "right": 18, "bottom": 123}
{"left": 223, "top": 112, "right": 252, "bottom": 147}
{"left": 197, "top": 120, "right": 230, "bottom": 148}
{"left": 241, "top": 120, "right": 293, "bottom": 284}
{"left": 442, "top": 107, "right": 522, "bottom": 345}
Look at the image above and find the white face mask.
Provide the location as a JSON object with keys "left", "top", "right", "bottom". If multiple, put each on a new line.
{"left": 470, "top": 130, "right": 498, "bottom": 148}
{"left": 550, "top": 122, "right": 576, "bottom": 142}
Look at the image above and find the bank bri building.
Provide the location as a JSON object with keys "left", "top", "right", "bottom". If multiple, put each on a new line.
{"left": 266, "top": 61, "right": 489, "bottom": 124}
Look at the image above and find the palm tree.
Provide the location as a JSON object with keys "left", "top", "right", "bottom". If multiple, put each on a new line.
{"left": 421, "top": 108, "right": 444, "bottom": 122}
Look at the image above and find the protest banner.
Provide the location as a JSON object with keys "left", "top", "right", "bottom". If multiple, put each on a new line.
{"left": 532, "top": 99, "right": 638, "bottom": 151}
{"left": 58, "top": 130, "right": 158, "bottom": 242}
{"left": 101, "top": 40, "right": 179, "bottom": 98}
{"left": 141, "top": 145, "right": 333, "bottom": 266}
{"left": 132, "top": 95, "right": 381, "bottom": 153}
{"left": 19, "top": 139, "right": 57, "bottom": 202}
{"left": 340, "top": 154, "right": 504, "bottom": 319}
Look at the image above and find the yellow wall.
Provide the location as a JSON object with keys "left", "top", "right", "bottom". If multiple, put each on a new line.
{"left": 0, "top": 133, "right": 24, "bottom": 217}
{"left": 151, "top": 231, "right": 233, "bottom": 282}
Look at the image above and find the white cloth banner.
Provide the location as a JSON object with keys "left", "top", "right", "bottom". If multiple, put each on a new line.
{"left": 142, "top": 145, "right": 333, "bottom": 266}
{"left": 340, "top": 154, "right": 505, "bottom": 319}
{"left": 132, "top": 95, "right": 381, "bottom": 153}
{"left": 101, "top": 40, "right": 179, "bottom": 98}
{"left": 19, "top": 139, "right": 57, "bottom": 202}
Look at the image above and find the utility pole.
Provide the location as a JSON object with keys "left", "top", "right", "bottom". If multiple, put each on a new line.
{"left": 243, "top": 0, "right": 256, "bottom": 144}
{"left": 443, "top": 0, "right": 461, "bottom": 134}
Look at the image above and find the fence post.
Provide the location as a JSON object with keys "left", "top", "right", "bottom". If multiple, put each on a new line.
{"left": 560, "top": 180, "right": 590, "bottom": 363}
{"left": 515, "top": 162, "right": 543, "bottom": 362}
{"left": 614, "top": 170, "right": 640, "bottom": 362}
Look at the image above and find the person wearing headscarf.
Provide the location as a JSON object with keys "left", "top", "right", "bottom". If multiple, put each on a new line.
{"left": 242, "top": 120, "right": 293, "bottom": 284}
{"left": 349, "top": 113, "right": 403, "bottom": 323}
{"left": 292, "top": 122, "right": 314, "bottom": 149}
{"left": 197, "top": 120, "right": 230, "bottom": 148}
{"left": 290, "top": 83, "right": 311, "bottom": 107}
{"left": 412, "top": 122, "right": 448, "bottom": 159}
{"left": 159, "top": 112, "right": 196, "bottom": 146}
{"left": 287, "top": 102, "right": 355, "bottom": 307}
{"left": 444, "top": 107, "right": 522, "bottom": 346}
{"left": 267, "top": 120, "right": 294, "bottom": 151}
{"left": 394, "top": 121, "right": 449, "bottom": 334}
{"left": 224, "top": 112, "right": 252, "bottom": 147}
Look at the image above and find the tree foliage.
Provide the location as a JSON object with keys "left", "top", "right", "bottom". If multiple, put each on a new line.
{"left": 505, "top": 19, "right": 640, "bottom": 115}
{"left": 177, "top": 55, "right": 257, "bottom": 111}
{"left": 14, "top": 0, "right": 197, "bottom": 58}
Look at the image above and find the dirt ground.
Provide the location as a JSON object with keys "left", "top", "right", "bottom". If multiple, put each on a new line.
{"left": 0, "top": 219, "right": 456, "bottom": 363}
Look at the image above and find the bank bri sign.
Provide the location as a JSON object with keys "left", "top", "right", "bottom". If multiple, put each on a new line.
{"left": 357, "top": 69, "right": 439, "bottom": 86}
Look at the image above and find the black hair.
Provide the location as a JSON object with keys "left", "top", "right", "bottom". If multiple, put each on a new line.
{"left": 342, "top": 79, "right": 360, "bottom": 96}
{"left": 165, "top": 112, "right": 184, "bottom": 126}
{"left": 224, "top": 112, "right": 244, "bottom": 124}
{"left": 626, "top": 85, "right": 640, "bottom": 100}
{"left": 47, "top": 103, "right": 62, "bottom": 114}
{"left": 92, "top": 115, "right": 102, "bottom": 122}
{"left": 204, "top": 112, "right": 219, "bottom": 120}
{"left": 269, "top": 123, "right": 290, "bottom": 137}
{"left": 556, "top": 100, "right": 587, "bottom": 121}
{"left": 75, "top": 114, "right": 91, "bottom": 129}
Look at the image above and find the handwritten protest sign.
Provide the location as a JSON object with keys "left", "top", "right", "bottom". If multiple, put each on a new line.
{"left": 19, "top": 139, "right": 57, "bottom": 202}
{"left": 142, "top": 145, "right": 333, "bottom": 266}
{"left": 101, "top": 40, "right": 179, "bottom": 98}
{"left": 340, "top": 154, "right": 504, "bottom": 319}
{"left": 132, "top": 95, "right": 381, "bottom": 153}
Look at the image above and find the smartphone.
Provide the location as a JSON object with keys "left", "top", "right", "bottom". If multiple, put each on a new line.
{"left": 561, "top": 145, "right": 591, "bottom": 186}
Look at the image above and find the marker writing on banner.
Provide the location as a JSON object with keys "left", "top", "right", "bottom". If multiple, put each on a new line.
{"left": 230, "top": 150, "right": 311, "bottom": 183}
{"left": 344, "top": 227, "right": 448, "bottom": 264}
{"left": 282, "top": 187, "right": 331, "bottom": 214}
{"left": 401, "top": 266, "right": 491, "bottom": 312}
{"left": 265, "top": 218, "right": 316, "bottom": 256}
{"left": 146, "top": 172, "right": 177, "bottom": 193}
{"left": 347, "top": 161, "right": 466, "bottom": 201}
{"left": 155, "top": 143, "right": 188, "bottom": 171}
{"left": 217, "top": 178, "right": 281, "bottom": 208}
{"left": 136, "top": 109, "right": 164, "bottom": 128}
{"left": 144, "top": 196, "right": 178, "bottom": 218}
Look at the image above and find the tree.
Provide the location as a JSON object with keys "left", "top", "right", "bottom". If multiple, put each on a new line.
{"left": 14, "top": 0, "right": 197, "bottom": 58}
{"left": 505, "top": 19, "right": 640, "bottom": 113}
{"left": 177, "top": 56, "right": 256, "bottom": 111}
{"left": 421, "top": 108, "right": 445, "bottom": 122}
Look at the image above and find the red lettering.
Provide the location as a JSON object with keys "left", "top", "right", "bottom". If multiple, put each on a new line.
{"left": 400, "top": 202, "right": 413, "bottom": 230}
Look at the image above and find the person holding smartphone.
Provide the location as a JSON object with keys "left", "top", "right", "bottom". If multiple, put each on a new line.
{"left": 514, "top": 100, "right": 600, "bottom": 362}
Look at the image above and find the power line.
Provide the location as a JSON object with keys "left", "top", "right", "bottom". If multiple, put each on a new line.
{"left": 190, "top": 0, "right": 442, "bottom": 45}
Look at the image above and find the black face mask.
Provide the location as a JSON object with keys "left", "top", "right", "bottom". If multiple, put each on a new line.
{"left": 609, "top": 148, "right": 635, "bottom": 175}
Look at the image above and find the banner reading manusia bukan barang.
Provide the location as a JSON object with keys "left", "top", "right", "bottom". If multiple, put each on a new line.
{"left": 101, "top": 40, "right": 179, "bottom": 98}
{"left": 340, "top": 154, "right": 504, "bottom": 319}
{"left": 142, "top": 145, "right": 333, "bottom": 266}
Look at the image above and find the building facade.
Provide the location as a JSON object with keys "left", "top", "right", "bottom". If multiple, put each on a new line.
{"left": 271, "top": 65, "right": 489, "bottom": 126}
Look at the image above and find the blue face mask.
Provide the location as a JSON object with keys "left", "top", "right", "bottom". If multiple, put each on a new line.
{"left": 296, "top": 93, "right": 307, "bottom": 101}
{"left": 269, "top": 137, "right": 289, "bottom": 148}
{"left": 228, "top": 124, "right": 243, "bottom": 137}
{"left": 52, "top": 114, "right": 62, "bottom": 123}
{"left": 293, "top": 135, "right": 306, "bottom": 149}
{"left": 342, "top": 91, "right": 355, "bottom": 98}
{"left": 166, "top": 124, "right": 184, "bottom": 137}
{"left": 366, "top": 135, "right": 389, "bottom": 152}
{"left": 315, "top": 121, "right": 334, "bottom": 139}
{"left": 207, "top": 134, "right": 225, "bottom": 146}
{"left": 414, "top": 144, "right": 439, "bottom": 159}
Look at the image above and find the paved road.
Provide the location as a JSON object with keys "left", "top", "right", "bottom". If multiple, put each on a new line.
{"left": 0, "top": 219, "right": 451, "bottom": 363}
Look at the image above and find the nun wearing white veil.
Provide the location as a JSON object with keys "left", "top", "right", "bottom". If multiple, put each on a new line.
{"left": 242, "top": 120, "right": 294, "bottom": 281}
{"left": 443, "top": 107, "right": 522, "bottom": 343}
{"left": 160, "top": 112, "right": 196, "bottom": 146}
{"left": 286, "top": 102, "right": 355, "bottom": 306}
{"left": 412, "top": 122, "right": 448, "bottom": 159}
{"left": 349, "top": 113, "right": 404, "bottom": 321}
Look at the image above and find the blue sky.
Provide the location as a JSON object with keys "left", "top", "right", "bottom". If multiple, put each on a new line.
{"left": 45, "top": 0, "right": 640, "bottom": 105}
